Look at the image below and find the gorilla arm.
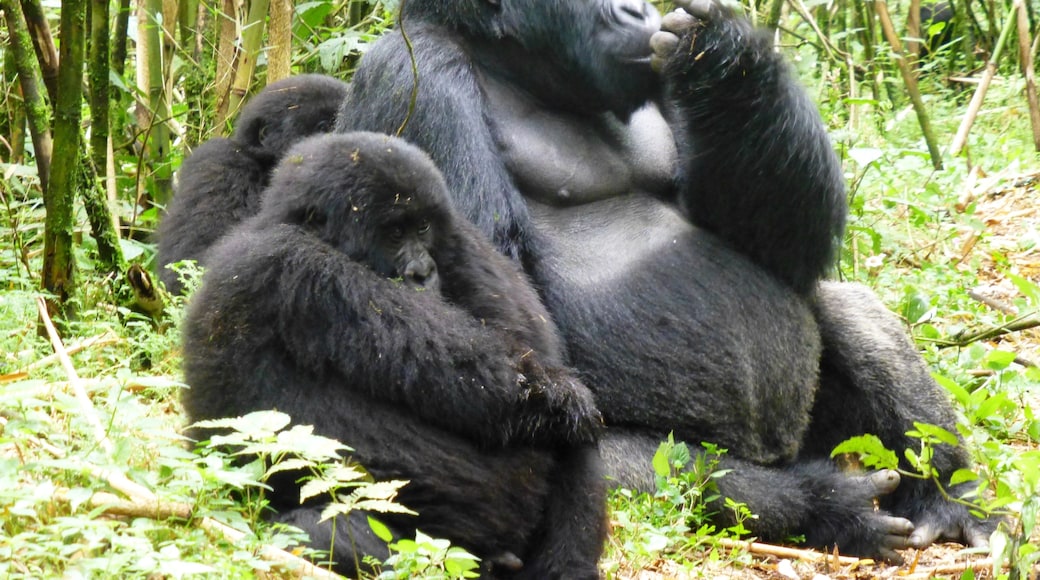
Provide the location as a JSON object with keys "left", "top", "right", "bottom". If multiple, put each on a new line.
{"left": 258, "top": 225, "right": 599, "bottom": 447}
{"left": 336, "top": 25, "right": 534, "bottom": 260}
{"left": 653, "top": 0, "right": 847, "bottom": 294}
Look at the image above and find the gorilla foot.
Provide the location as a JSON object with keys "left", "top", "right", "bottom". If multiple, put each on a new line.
{"left": 899, "top": 487, "right": 999, "bottom": 550}
{"left": 796, "top": 465, "right": 916, "bottom": 563}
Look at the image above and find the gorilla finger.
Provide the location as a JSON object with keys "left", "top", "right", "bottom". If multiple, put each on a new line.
{"left": 879, "top": 515, "right": 915, "bottom": 539}
{"left": 661, "top": 10, "right": 697, "bottom": 34}
{"left": 862, "top": 469, "right": 901, "bottom": 495}
{"left": 877, "top": 544, "right": 906, "bottom": 565}
{"left": 907, "top": 522, "right": 941, "bottom": 549}
{"left": 650, "top": 31, "right": 680, "bottom": 56}
{"left": 964, "top": 525, "right": 991, "bottom": 548}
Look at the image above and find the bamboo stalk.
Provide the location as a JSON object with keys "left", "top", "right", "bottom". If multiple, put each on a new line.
{"left": 874, "top": 0, "right": 944, "bottom": 169}
{"left": 1, "top": 0, "right": 53, "bottom": 192}
{"left": 950, "top": 0, "right": 1020, "bottom": 156}
{"left": 1015, "top": 0, "right": 1040, "bottom": 150}
{"left": 268, "top": 0, "right": 293, "bottom": 82}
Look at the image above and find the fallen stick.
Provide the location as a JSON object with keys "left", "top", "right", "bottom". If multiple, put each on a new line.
{"left": 19, "top": 331, "right": 120, "bottom": 373}
{"left": 715, "top": 537, "right": 870, "bottom": 566}
{"left": 35, "top": 296, "right": 113, "bottom": 454}
{"left": 905, "top": 558, "right": 997, "bottom": 579}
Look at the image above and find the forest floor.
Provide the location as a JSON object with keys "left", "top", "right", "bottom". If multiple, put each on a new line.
{"left": 614, "top": 168, "right": 1040, "bottom": 579}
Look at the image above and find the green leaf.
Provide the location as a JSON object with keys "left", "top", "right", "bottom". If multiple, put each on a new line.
{"left": 831, "top": 434, "right": 899, "bottom": 470}
{"left": 983, "top": 350, "right": 1017, "bottom": 371}
{"left": 912, "top": 422, "right": 960, "bottom": 446}
{"left": 369, "top": 516, "right": 394, "bottom": 543}
{"left": 933, "top": 373, "right": 970, "bottom": 407}
{"left": 652, "top": 442, "right": 671, "bottom": 478}
{"left": 1008, "top": 273, "right": 1040, "bottom": 305}
{"left": 949, "top": 468, "right": 979, "bottom": 486}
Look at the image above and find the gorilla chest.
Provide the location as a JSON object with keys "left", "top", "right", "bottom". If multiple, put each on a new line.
{"left": 480, "top": 77, "right": 676, "bottom": 205}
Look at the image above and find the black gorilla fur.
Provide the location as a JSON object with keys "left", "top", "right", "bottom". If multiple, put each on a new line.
{"left": 336, "top": 0, "right": 995, "bottom": 561}
{"left": 157, "top": 74, "right": 348, "bottom": 294}
{"left": 181, "top": 132, "right": 607, "bottom": 578}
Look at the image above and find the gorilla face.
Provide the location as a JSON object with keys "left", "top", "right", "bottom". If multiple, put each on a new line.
{"left": 368, "top": 211, "right": 440, "bottom": 291}
{"left": 232, "top": 74, "right": 349, "bottom": 156}
{"left": 406, "top": 0, "right": 662, "bottom": 115}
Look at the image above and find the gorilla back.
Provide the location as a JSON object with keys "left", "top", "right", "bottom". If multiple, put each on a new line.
{"left": 182, "top": 132, "right": 606, "bottom": 578}
{"left": 157, "top": 74, "right": 348, "bottom": 294}
{"left": 337, "top": 0, "right": 996, "bottom": 561}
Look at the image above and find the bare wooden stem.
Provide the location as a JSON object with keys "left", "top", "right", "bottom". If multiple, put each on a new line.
{"left": 950, "top": 0, "right": 1021, "bottom": 156}
{"left": 873, "top": 0, "right": 944, "bottom": 169}
{"left": 1015, "top": 0, "right": 1040, "bottom": 150}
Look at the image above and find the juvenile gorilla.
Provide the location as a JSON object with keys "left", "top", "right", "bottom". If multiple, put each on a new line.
{"left": 157, "top": 74, "right": 348, "bottom": 294}
{"left": 181, "top": 132, "right": 607, "bottom": 578}
{"left": 337, "top": 0, "right": 995, "bottom": 561}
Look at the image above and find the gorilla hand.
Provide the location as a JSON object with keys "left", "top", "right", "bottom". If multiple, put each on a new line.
{"left": 511, "top": 352, "right": 603, "bottom": 447}
{"left": 650, "top": 0, "right": 763, "bottom": 87}
{"left": 812, "top": 469, "right": 916, "bottom": 563}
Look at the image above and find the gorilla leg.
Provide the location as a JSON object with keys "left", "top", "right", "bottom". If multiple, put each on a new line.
{"left": 600, "top": 429, "right": 915, "bottom": 562}
{"left": 803, "top": 281, "right": 996, "bottom": 548}
{"left": 517, "top": 446, "right": 607, "bottom": 580}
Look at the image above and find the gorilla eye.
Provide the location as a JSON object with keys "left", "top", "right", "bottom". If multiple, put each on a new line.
{"left": 418, "top": 220, "right": 431, "bottom": 235}
{"left": 315, "top": 120, "right": 332, "bottom": 132}
{"left": 389, "top": 226, "right": 404, "bottom": 242}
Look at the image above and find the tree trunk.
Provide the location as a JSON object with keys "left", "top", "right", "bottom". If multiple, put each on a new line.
{"left": 88, "top": 0, "right": 109, "bottom": 181}
{"left": 1015, "top": 0, "right": 1040, "bottom": 151}
{"left": 136, "top": 0, "right": 174, "bottom": 205}
{"left": 268, "top": 0, "right": 293, "bottom": 82}
{"left": 213, "top": 0, "right": 238, "bottom": 129}
{"left": 3, "top": 33, "right": 28, "bottom": 162}
{"left": 77, "top": 150, "right": 125, "bottom": 276}
{"left": 2, "top": 0, "right": 53, "bottom": 192}
{"left": 44, "top": 0, "right": 88, "bottom": 311}
{"left": 907, "top": 0, "right": 922, "bottom": 60}
{"left": 19, "top": 0, "right": 59, "bottom": 103}
{"left": 875, "top": 0, "right": 943, "bottom": 169}
{"left": 224, "top": 0, "right": 270, "bottom": 122}
{"left": 112, "top": 0, "right": 131, "bottom": 76}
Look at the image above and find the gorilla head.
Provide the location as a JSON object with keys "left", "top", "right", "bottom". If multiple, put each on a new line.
{"left": 232, "top": 74, "right": 350, "bottom": 158}
{"left": 402, "top": 0, "right": 662, "bottom": 115}
{"left": 261, "top": 132, "right": 451, "bottom": 291}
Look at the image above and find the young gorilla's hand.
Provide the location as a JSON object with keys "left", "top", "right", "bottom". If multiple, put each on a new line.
{"left": 510, "top": 351, "right": 603, "bottom": 447}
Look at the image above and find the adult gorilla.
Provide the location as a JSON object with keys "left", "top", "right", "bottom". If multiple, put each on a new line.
{"left": 336, "top": 0, "right": 995, "bottom": 561}
{"left": 158, "top": 74, "right": 348, "bottom": 294}
{"left": 183, "top": 132, "right": 606, "bottom": 578}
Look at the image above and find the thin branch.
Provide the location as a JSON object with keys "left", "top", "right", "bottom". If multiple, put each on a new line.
{"left": 35, "top": 295, "right": 114, "bottom": 454}
{"left": 715, "top": 537, "right": 869, "bottom": 566}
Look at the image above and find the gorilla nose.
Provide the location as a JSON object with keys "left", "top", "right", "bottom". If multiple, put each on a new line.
{"left": 612, "top": 0, "right": 659, "bottom": 26}
{"left": 405, "top": 260, "right": 439, "bottom": 290}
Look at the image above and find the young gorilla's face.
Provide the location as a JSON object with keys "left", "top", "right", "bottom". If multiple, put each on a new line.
{"left": 369, "top": 210, "right": 439, "bottom": 291}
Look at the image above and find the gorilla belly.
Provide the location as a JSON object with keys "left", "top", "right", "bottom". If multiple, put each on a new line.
{"left": 530, "top": 195, "right": 823, "bottom": 464}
